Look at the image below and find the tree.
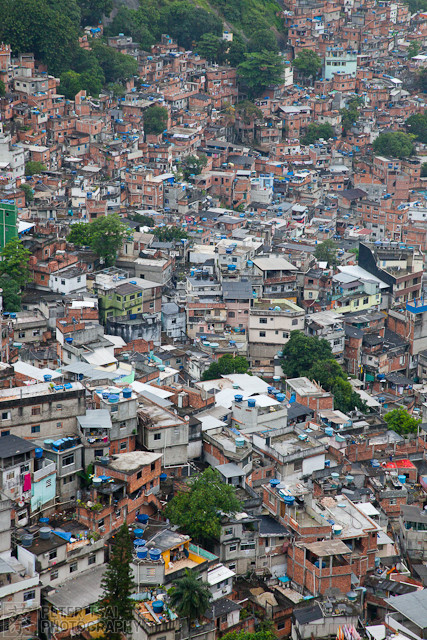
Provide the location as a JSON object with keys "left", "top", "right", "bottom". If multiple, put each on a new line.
{"left": 330, "top": 377, "right": 366, "bottom": 414}
{"left": 182, "top": 154, "right": 208, "bottom": 180}
{"left": 0, "top": 276, "right": 22, "bottom": 312}
{"left": 169, "top": 570, "right": 212, "bottom": 640}
{"left": 161, "top": 2, "right": 222, "bottom": 50}
{"left": 301, "top": 123, "right": 335, "bottom": 145}
{"left": 237, "top": 51, "right": 284, "bottom": 98}
{"left": 418, "top": 67, "right": 427, "bottom": 92}
{"left": 222, "top": 631, "right": 277, "bottom": 640}
{"left": 0, "top": 80, "right": 5, "bottom": 97}
{"left": 407, "top": 41, "right": 421, "bottom": 58}
{"left": 406, "top": 111, "right": 427, "bottom": 143}
{"left": 235, "top": 100, "right": 263, "bottom": 124}
{"left": 373, "top": 132, "right": 415, "bottom": 159}
{"left": 68, "top": 214, "right": 130, "bottom": 265}
{"left": 89, "top": 214, "right": 130, "bottom": 266}
{"left": 165, "top": 467, "right": 242, "bottom": 543}
{"left": 293, "top": 49, "right": 322, "bottom": 78}
{"left": 153, "top": 227, "right": 188, "bottom": 242}
{"left": 384, "top": 408, "right": 421, "bottom": 435}
{"left": 196, "top": 33, "right": 226, "bottom": 63}
{"left": 60, "top": 70, "right": 83, "bottom": 99}
{"left": 308, "top": 359, "right": 346, "bottom": 391}
{"left": 202, "top": 354, "right": 250, "bottom": 381}
{"left": 227, "top": 35, "right": 247, "bottom": 67}
{"left": 144, "top": 105, "right": 168, "bottom": 136}
{"left": 25, "top": 161, "right": 47, "bottom": 176}
{"left": 77, "top": 0, "right": 113, "bottom": 26}
{"left": 281, "top": 331, "right": 333, "bottom": 379}
{"left": 314, "top": 239, "right": 338, "bottom": 266}
{"left": 341, "top": 97, "right": 363, "bottom": 134}
{"left": 247, "top": 29, "right": 278, "bottom": 53}
{"left": 68, "top": 221, "right": 92, "bottom": 247}
{"left": 21, "top": 183, "right": 34, "bottom": 205}
{"left": 0, "top": 238, "right": 31, "bottom": 289}
{"left": 92, "top": 41, "right": 138, "bottom": 84}
{"left": 98, "top": 524, "right": 135, "bottom": 640}
{"left": 421, "top": 162, "right": 427, "bottom": 178}
{"left": 127, "top": 213, "right": 155, "bottom": 226}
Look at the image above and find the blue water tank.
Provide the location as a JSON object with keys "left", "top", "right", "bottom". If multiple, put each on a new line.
{"left": 65, "top": 337, "right": 73, "bottom": 344}
{"left": 267, "top": 386, "right": 274, "bottom": 394}
{"left": 35, "top": 447, "right": 43, "bottom": 459}
{"left": 133, "top": 539, "right": 145, "bottom": 547}
{"left": 136, "top": 513, "right": 149, "bottom": 524}
{"left": 102, "top": 391, "right": 110, "bottom": 399}
{"left": 39, "top": 517, "right": 49, "bottom": 524}
{"left": 122, "top": 388, "right": 132, "bottom": 399}
{"left": 43, "top": 374, "right": 52, "bottom": 382}
{"left": 270, "top": 479, "right": 280, "bottom": 487}
{"left": 234, "top": 394, "right": 243, "bottom": 403}
{"left": 134, "top": 529, "right": 145, "bottom": 539}
{"left": 276, "top": 393, "right": 285, "bottom": 402}
{"left": 325, "top": 427, "right": 334, "bottom": 436}
{"left": 325, "top": 460, "right": 331, "bottom": 467}
{"left": 137, "top": 547, "right": 148, "bottom": 559}
{"left": 159, "top": 473, "right": 167, "bottom": 481}
{"left": 108, "top": 394, "right": 120, "bottom": 403}
{"left": 248, "top": 399, "right": 256, "bottom": 408}
{"left": 152, "top": 600, "right": 164, "bottom": 613}
{"left": 398, "top": 475, "right": 406, "bottom": 484}
{"left": 149, "top": 548, "right": 161, "bottom": 561}
{"left": 371, "top": 459, "right": 380, "bottom": 468}
{"left": 283, "top": 496, "right": 295, "bottom": 506}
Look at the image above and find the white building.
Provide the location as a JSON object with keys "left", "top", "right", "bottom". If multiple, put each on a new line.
{"left": 207, "top": 564, "right": 235, "bottom": 600}
{"left": 49, "top": 267, "right": 86, "bottom": 295}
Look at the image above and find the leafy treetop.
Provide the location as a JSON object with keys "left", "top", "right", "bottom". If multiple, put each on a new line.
{"left": 25, "top": 161, "right": 47, "bottom": 176}
{"left": 68, "top": 213, "right": 130, "bottom": 266}
{"left": 169, "top": 570, "right": 212, "bottom": 631}
{"left": 0, "top": 238, "right": 32, "bottom": 290}
{"left": 293, "top": 49, "right": 322, "bottom": 77}
{"left": 384, "top": 408, "right": 421, "bottom": 435}
{"left": 165, "top": 467, "right": 242, "bottom": 543}
{"left": 406, "top": 111, "right": 427, "bottom": 144}
{"left": 237, "top": 51, "right": 284, "bottom": 98}
{"left": 202, "top": 354, "right": 250, "bottom": 381}
{"left": 314, "top": 239, "right": 338, "bottom": 266}
{"left": 144, "top": 105, "right": 168, "bottom": 136}
{"left": 301, "top": 123, "right": 335, "bottom": 145}
{"left": 373, "top": 131, "right": 415, "bottom": 159}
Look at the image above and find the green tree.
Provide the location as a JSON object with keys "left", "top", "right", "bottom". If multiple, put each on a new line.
{"left": 127, "top": 213, "right": 155, "bottom": 226}
{"left": 0, "top": 80, "right": 5, "bottom": 96}
{"left": 281, "top": 331, "right": 333, "bottom": 379}
{"left": 77, "top": 0, "right": 112, "bottom": 25}
{"left": 202, "top": 354, "right": 250, "bottom": 381}
{"left": 227, "top": 35, "right": 247, "bottom": 67}
{"left": 222, "top": 631, "right": 277, "bottom": 640}
{"left": 373, "top": 132, "right": 415, "bottom": 159}
{"left": 60, "top": 70, "right": 83, "bottom": 99}
{"left": 98, "top": 524, "right": 135, "bottom": 640}
{"left": 238, "top": 51, "right": 284, "bottom": 97}
{"left": 161, "top": 2, "right": 222, "bottom": 50}
{"left": 25, "top": 161, "right": 47, "bottom": 176}
{"left": 418, "top": 67, "right": 427, "bottom": 92}
{"left": 165, "top": 467, "right": 242, "bottom": 543}
{"left": 406, "top": 111, "right": 427, "bottom": 143}
{"left": 169, "top": 570, "right": 212, "bottom": 640}
{"left": 407, "top": 41, "right": 421, "bottom": 58}
{"left": 21, "top": 183, "right": 34, "bottom": 205}
{"left": 384, "top": 408, "right": 421, "bottom": 435}
{"left": 331, "top": 377, "right": 367, "bottom": 414}
{"left": 308, "top": 359, "right": 346, "bottom": 391}
{"left": 144, "top": 105, "right": 168, "bottom": 136}
{"left": 182, "top": 154, "right": 208, "bottom": 180}
{"left": 0, "top": 276, "right": 22, "bottom": 312}
{"left": 301, "top": 123, "right": 335, "bottom": 145}
{"left": 196, "top": 33, "right": 226, "bottom": 63}
{"left": 153, "top": 227, "right": 188, "bottom": 242}
{"left": 421, "top": 162, "right": 427, "bottom": 178}
{"left": 89, "top": 214, "right": 130, "bottom": 266}
{"left": 106, "top": 83, "right": 126, "bottom": 98}
{"left": 293, "top": 49, "right": 322, "bottom": 78}
{"left": 92, "top": 41, "right": 138, "bottom": 84}
{"left": 247, "top": 29, "right": 278, "bottom": 53}
{"left": 68, "top": 221, "right": 92, "bottom": 247}
{"left": 314, "top": 239, "right": 338, "bottom": 266}
{"left": 0, "top": 238, "right": 31, "bottom": 289}
{"left": 341, "top": 98, "right": 363, "bottom": 135}
{"left": 235, "top": 100, "right": 263, "bottom": 124}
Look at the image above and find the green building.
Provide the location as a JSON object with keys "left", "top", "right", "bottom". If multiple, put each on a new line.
{"left": 98, "top": 282, "right": 145, "bottom": 323}
{"left": 0, "top": 200, "right": 18, "bottom": 250}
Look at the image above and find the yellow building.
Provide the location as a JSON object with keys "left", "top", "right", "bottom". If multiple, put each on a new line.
{"left": 45, "top": 565, "right": 105, "bottom": 638}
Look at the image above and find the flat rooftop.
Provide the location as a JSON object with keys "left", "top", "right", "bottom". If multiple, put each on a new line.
{"left": 105, "top": 451, "right": 162, "bottom": 473}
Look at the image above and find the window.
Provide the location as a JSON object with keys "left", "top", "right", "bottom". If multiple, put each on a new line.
{"left": 94, "top": 449, "right": 103, "bottom": 458}
{"left": 1, "top": 411, "right": 10, "bottom": 420}
{"left": 229, "top": 544, "right": 237, "bottom": 552}
{"left": 120, "top": 442, "right": 127, "bottom": 451}
{"left": 224, "top": 528, "right": 233, "bottom": 536}
{"left": 154, "top": 433, "right": 161, "bottom": 441}
{"left": 88, "top": 555, "right": 96, "bottom": 566}
{"left": 50, "top": 569, "right": 58, "bottom": 580}
{"left": 151, "top": 462, "right": 156, "bottom": 472}
{"left": 0, "top": 620, "right": 9, "bottom": 632}
{"left": 278, "top": 622, "right": 285, "bottom": 630}
{"left": 137, "top": 471, "right": 142, "bottom": 480}
{"left": 24, "top": 590, "right": 36, "bottom": 601}
{"left": 228, "top": 563, "right": 236, "bottom": 570}
{"left": 63, "top": 454, "right": 74, "bottom": 467}
{"left": 389, "top": 498, "right": 397, "bottom": 505}
{"left": 241, "top": 542, "right": 255, "bottom": 550}
{"left": 259, "top": 331, "right": 266, "bottom": 337}
{"left": 292, "top": 319, "right": 299, "bottom": 325}
{"left": 1, "top": 430, "right": 10, "bottom": 437}
{"left": 49, "top": 550, "right": 57, "bottom": 560}
{"left": 46, "top": 479, "right": 52, "bottom": 488}
{"left": 69, "top": 562, "right": 78, "bottom": 574}
{"left": 31, "top": 425, "right": 40, "bottom": 434}
{"left": 228, "top": 311, "right": 235, "bottom": 318}
{"left": 259, "top": 317, "right": 267, "bottom": 324}
{"left": 98, "top": 518, "right": 104, "bottom": 528}
{"left": 19, "top": 331, "right": 26, "bottom": 338}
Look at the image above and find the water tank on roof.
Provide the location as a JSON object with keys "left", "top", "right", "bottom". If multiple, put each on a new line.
{"left": 325, "top": 427, "right": 334, "bottom": 437}
{"left": 108, "top": 394, "right": 119, "bottom": 403}
{"left": 398, "top": 475, "right": 406, "bottom": 484}
{"left": 276, "top": 393, "right": 285, "bottom": 402}
{"left": 39, "top": 527, "right": 52, "bottom": 540}
{"left": 149, "top": 548, "right": 161, "bottom": 561}
{"left": 133, "top": 539, "right": 146, "bottom": 548}
{"left": 20, "top": 533, "right": 34, "bottom": 547}
{"left": 35, "top": 447, "right": 43, "bottom": 459}
{"left": 152, "top": 601, "right": 164, "bottom": 613}
{"left": 134, "top": 530, "right": 146, "bottom": 540}
{"left": 234, "top": 394, "right": 243, "bottom": 403}
{"left": 39, "top": 517, "right": 49, "bottom": 525}
{"left": 137, "top": 548, "right": 148, "bottom": 559}
{"left": 65, "top": 337, "right": 73, "bottom": 344}
{"left": 160, "top": 473, "right": 167, "bottom": 481}
{"left": 43, "top": 375, "right": 52, "bottom": 382}
{"left": 122, "top": 388, "right": 132, "bottom": 399}
{"left": 137, "top": 514, "right": 149, "bottom": 524}
{"left": 270, "top": 479, "right": 280, "bottom": 488}
{"left": 248, "top": 399, "right": 256, "bottom": 408}
{"left": 333, "top": 524, "right": 343, "bottom": 536}
{"left": 235, "top": 437, "right": 245, "bottom": 447}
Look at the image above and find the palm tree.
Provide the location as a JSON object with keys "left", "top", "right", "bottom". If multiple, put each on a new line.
{"left": 170, "top": 570, "right": 212, "bottom": 640}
